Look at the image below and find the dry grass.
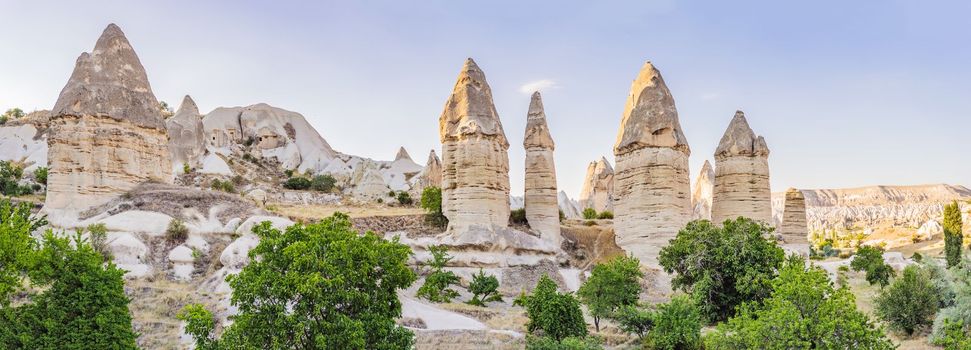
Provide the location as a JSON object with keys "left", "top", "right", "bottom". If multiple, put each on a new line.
{"left": 269, "top": 203, "right": 424, "bottom": 221}
{"left": 127, "top": 279, "right": 196, "bottom": 350}
{"left": 560, "top": 220, "right": 624, "bottom": 269}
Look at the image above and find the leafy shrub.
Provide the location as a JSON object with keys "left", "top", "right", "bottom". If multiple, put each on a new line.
{"left": 582, "top": 208, "right": 597, "bottom": 220}
{"left": 420, "top": 187, "right": 447, "bottom": 228}
{"left": 614, "top": 305, "right": 653, "bottom": 339}
{"left": 510, "top": 208, "right": 528, "bottom": 225}
{"left": 851, "top": 245, "right": 894, "bottom": 286}
{"left": 944, "top": 201, "right": 964, "bottom": 268}
{"left": 467, "top": 269, "right": 502, "bottom": 306}
{"left": 282, "top": 177, "right": 311, "bottom": 190}
{"left": 242, "top": 153, "right": 258, "bottom": 163}
{"left": 283, "top": 169, "right": 293, "bottom": 178}
{"left": 578, "top": 255, "right": 642, "bottom": 331}
{"left": 934, "top": 319, "right": 971, "bottom": 350}
{"left": 646, "top": 295, "right": 702, "bottom": 350}
{"left": 515, "top": 275, "right": 587, "bottom": 341}
{"left": 210, "top": 179, "right": 236, "bottom": 193}
{"left": 658, "top": 218, "right": 785, "bottom": 323}
{"left": 166, "top": 219, "right": 189, "bottom": 243}
{"left": 931, "top": 258, "right": 971, "bottom": 345}
{"left": 86, "top": 223, "right": 111, "bottom": 261}
{"left": 559, "top": 209, "right": 566, "bottom": 222}
{"left": 33, "top": 167, "right": 48, "bottom": 185}
{"left": 596, "top": 211, "right": 613, "bottom": 219}
{"left": 388, "top": 190, "right": 396, "bottom": 197}
{"left": 875, "top": 264, "right": 942, "bottom": 335}
{"left": 183, "top": 163, "right": 191, "bottom": 174}
{"left": 0, "top": 161, "right": 30, "bottom": 196}
{"left": 417, "top": 245, "right": 460, "bottom": 303}
{"left": 526, "top": 335, "right": 603, "bottom": 350}
{"left": 396, "top": 191, "right": 413, "bottom": 205}
{"left": 310, "top": 174, "right": 336, "bottom": 192}
{"left": 179, "top": 213, "right": 417, "bottom": 349}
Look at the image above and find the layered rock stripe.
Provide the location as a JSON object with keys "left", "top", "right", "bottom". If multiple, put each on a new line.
{"left": 779, "top": 188, "right": 809, "bottom": 245}
{"left": 523, "top": 91, "right": 560, "bottom": 246}
{"left": 439, "top": 58, "right": 511, "bottom": 231}
{"left": 710, "top": 110, "right": 772, "bottom": 225}
{"left": 612, "top": 61, "right": 691, "bottom": 267}
{"left": 46, "top": 23, "right": 172, "bottom": 212}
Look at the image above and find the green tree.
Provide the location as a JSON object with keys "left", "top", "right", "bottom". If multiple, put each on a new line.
{"left": 875, "top": 264, "right": 942, "bottom": 335}
{"left": 467, "top": 268, "right": 502, "bottom": 306}
{"left": 180, "top": 213, "right": 417, "bottom": 349}
{"left": 851, "top": 245, "right": 895, "bottom": 286}
{"left": 577, "top": 255, "right": 643, "bottom": 331}
{"left": 582, "top": 208, "right": 597, "bottom": 220}
{"left": 932, "top": 257, "right": 971, "bottom": 345}
{"left": 0, "top": 200, "right": 46, "bottom": 304}
{"left": 516, "top": 275, "right": 587, "bottom": 342}
{"left": 658, "top": 218, "right": 785, "bottom": 323}
{"left": 32, "top": 167, "right": 48, "bottom": 186}
{"left": 420, "top": 186, "right": 447, "bottom": 228}
{"left": 704, "top": 256, "right": 895, "bottom": 350}
{"left": 613, "top": 305, "right": 653, "bottom": 340}
{"left": 646, "top": 295, "right": 702, "bottom": 350}
{"left": 0, "top": 108, "right": 24, "bottom": 125}
{"left": 177, "top": 304, "right": 219, "bottom": 350}
{"left": 944, "top": 201, "right": 964, "bottom": 268}
{"left": 416, "top": 245, "right": 460, "bottom": 303}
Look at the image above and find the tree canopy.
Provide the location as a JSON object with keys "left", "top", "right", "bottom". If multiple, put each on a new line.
{"left": 577, "top": 254, "right": 643, "bottom": 331}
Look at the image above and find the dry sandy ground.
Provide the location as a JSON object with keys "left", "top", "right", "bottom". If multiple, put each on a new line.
{"left": 268, "top": 202, "right": 424, "bottom": 221}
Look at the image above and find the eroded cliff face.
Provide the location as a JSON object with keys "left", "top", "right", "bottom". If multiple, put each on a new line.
{"left": 711, "top": 111, "right": 771, "bottom": 225}
{"left": 46, "top": 23, "right": 172, "bottom": 215}
{"left": 439, "top": 58, "right": 511, "bottom": 231}
{"left": 523, "top": 91, "right": 560, "bottom": 246}
{"left": 612, "top": 61, "right": 691, "bottom": 267}
{"left": 578, "top": 157, "right": 614, "bottom": 213}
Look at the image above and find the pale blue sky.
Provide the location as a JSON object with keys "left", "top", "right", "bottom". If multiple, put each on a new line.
{"left": 1, "top": 1, "right": 968, "bottom": 198}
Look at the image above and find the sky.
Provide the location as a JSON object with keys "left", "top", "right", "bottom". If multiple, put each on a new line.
{"left": 1, "top": 0, "right": 969, "bottom": 198}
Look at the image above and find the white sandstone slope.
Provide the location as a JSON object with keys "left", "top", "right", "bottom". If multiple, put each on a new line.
{"left": 0, "top": 110, "right": 49, "bottom": 170}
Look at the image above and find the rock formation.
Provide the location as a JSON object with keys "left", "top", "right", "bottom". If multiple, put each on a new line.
{"left": 413, "top": 149, "right": 443, "bottom": 192}
{"left": 612, "top": 61, "right": 691, "bottom": 267}
{"left": 166, "top": 95, "right": 206, "bottom": 173}
{"left": 45, "top": 24, "right": 172, "bottom": 214}
{"left": 778, "top": 188, "right": 809, "bottom": 250}
{"left": 395, "top": 147, "right": 412, "bottom": 162}
{"left": 439, "top": 58, "right": 511, "bottom": 232}
{"left": 578, "top": 157, "right": 614, "bottom": 213}
{"left": 710, "top": 111, "right": 772, "bottom": 224}
{"left": 384, "top": 147, "right": 423, "bottom": 191}
{"left": 691, "top": 160, "right": 715, "bottom": 221}
{"left": 522, "top": 91, "right": 560, "bottom": 246}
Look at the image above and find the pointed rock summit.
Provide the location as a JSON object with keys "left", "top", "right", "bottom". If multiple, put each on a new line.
{"left": 395, "top": 146, "right": 412, "bottom": 162}
{"left": 522, "top": 91, "right": 560, "bottom": 245}
{"left": 578, "top": 157, "right": 614, "bottom": 213}
{"left": 439, "top": 58, "right": 511, "bottom": 231}
{"left": 711, "top": 110, "right": 772, "bottom": 224}
{"left": 46, "top": 24, "right": 172, "bottom": 214}
{"left": 167, "top": 95, "right": 206, "bottom": 173}
{"left": 414, "top": 149, "right": 443, "bottom": 191}
{"left": 691, "top": 160, "right": 715, "bottom": 220}
{"left": 52, "top": 23, "right": 165, "bottom": 130}
{"left": 612, "top": 61, "right": 692, "bottom": 267}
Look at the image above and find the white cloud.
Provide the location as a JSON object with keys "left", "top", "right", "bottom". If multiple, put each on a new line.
{"left": 519, "top": 79, "right": 557, "bottom": 94}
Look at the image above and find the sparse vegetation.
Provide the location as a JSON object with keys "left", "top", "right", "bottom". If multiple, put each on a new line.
{"left": 396, "top": 191, "right": 413, "bottom": 205}
{"left": 510, "top": 208, "right": 528, "bottom": 225}
{"left": 310, "top": 174, "right": 337, "bottom": 192}
{"left": 86, "top": 223, "right": 111, "bottom": 261}
{"left": 582, "top": 208, "right": 597, "bottom": 220}
{"left": 0, "top": 108, "right": 24, "bottom": 125}
{"left": 183, "top": 163, "right": 191, "bottom": 174}
{"left": 0, "top": 161, "right": 32, "bottom": 196}
{"left": 875, "top": 264, "right": 942, "bottom": 335}
{"left": 32, "top": 167, "right": 47, "bottom": 185}
{"left": 420, "top": 186, "right": 447, "bottom": 228}
{"left": 166, "top": 219, "right": 189, "bottom": 243}
{"left": 210, "top": 179, "right": 236, "bottom": 193}
{"left": 466, "top": 268, "right": 502, "bottom": 306}
{"left": 577, "top": 255, "right": 642, "bottom": 331}
{"left": 851, "top": 245, "right": 894, "bottom": 286}
{"left": 596, "top": 211, "right": 613, "bottom": 219}
{"left": 647, "top": 295, "right": 702, "bottom": 350}
{"left": 417, "top": 245, "right": 460, "bottom": 303}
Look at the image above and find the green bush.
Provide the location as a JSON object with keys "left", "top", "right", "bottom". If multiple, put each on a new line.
{"left": 559, "top": 209, "right": 566, "bottom": 222}
{"left": 183, "top": 163, "right": 191, "bottom": 174}
{"left": 420, "top": 187, "right": 447, "bottom": 228}
{"left": 658, "top": 218, "right": 785, "bottom": 323}
{"left": 396, "top": 191, "right": 413, "bottom": 205}
{"left": 0, "top": 161, "right": 30, "bottom": 196}
{"left": 86, "top": 223, "right": 111, "bottom": 261}
{"left": 282, "top": 176, "right": 311, "bottom": 190}
{"left": 851, "top": 245, "right": 894, "bottom": 286}
{"left": 179, "top": 213, "right": 416, "bottom": 349}
{"left": 944, "top": 201, "right": 964, "bottom": 268}
{"left": 310, "top": 174, "right": 336, "bottom": 192}
{"left": 646, "top": 295, "right": 702, "bottom": 350}
{"left": 613, "top": 305, "right": 653, "bottom": 340}
{"left": 934, "top": 319, "right": 971, "bottom": 350}
{"left": 931, "top": 257, "right": 971, "bottom": 345}
{"left": 577, "top": 255, "right": 642, "bottom": 331}
{"left": 467, "top": 268, "right": 502, "bottom": 306}
{"left": 388, "top": 190, "right": 396, "bottom": 197}
{"left": 596, "top": 211, "right": 613, "bottom": 219}
{"left": 875, "top": 264, "right": 942, "bottom": 335}
{"left": 510, "top": 208, "right": 528, "bottom": 225}
{"left": 0, "top": 108, "right": 23, "bottom": 125}
{"left": 33, "top": 167, "right": 48, "bottom": 185}
{"left": 582, "top": 208, "right": 597, "bottom": 220}
{"left": 516, "top": 275, "right": 587, "bottom": 342}
{"left": 417, "top": 245, "right": 460, "bottom": 303}
{"left": 210, "top": 179, "right": 236, "bottom": 193}
{"left": 166, "top": 219, "right": 189, "bottom": 243}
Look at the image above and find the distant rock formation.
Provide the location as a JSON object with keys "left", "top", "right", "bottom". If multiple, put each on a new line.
{"left": 691, "top": 160, "right": 714, "bottom": 221}
{"left": 45, "top": 24, "right": 172, "bottom": 214}
{"left": 412, "top": 149, "right": 443, "bottom": 194}
{"left": 0, "top": 110, "right": 50, "bottom": 171}
{"left": 522, "top": 91, "right": 560, "bottom": 245}
{"left": 395, "top": 147, "right": 412, "bottom": 162}
{"left": 383, "top": 146, "right": 423, "bottom": 191}
{"left": 778, "top": 188, "right": 809, "bottom": 251}
{"left": 558, "top": 191, "right": 581, "bottom": 219}
{"left": 439, "top": 58, "right": 511, "bottom": 232}
{"left": 578, "top": 157, "right": 614, "bottom": 213}
{"left": 612, "top": 61, "right": 691, "bottom": 267}
{"left": 166, "top": 95, "right": 206, "bottom": 173}
{"left": 710, "top": 111, "right": 771, "bottom": 224}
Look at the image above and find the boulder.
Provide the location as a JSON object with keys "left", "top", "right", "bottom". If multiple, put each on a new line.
{"left": 691, "top": 160, "right": 714, "bottom": 221}
{"left": 45, "top": 24, "right": 172, "bottom": 213}
{"left": 522, "top": 91, "right": 560, "bottom": 246}
{"left": 710, "top": 111, "right": 772, "bottom": 224}
{"left": 612, "top": 61, "right": 691, "bottom": 267}
{"left": 578, "top": 157, "right": 613, "bottom": 213}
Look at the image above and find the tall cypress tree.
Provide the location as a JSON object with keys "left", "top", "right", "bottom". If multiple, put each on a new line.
{"left": 943, "top": 201, "right": 964, "bottom": 268}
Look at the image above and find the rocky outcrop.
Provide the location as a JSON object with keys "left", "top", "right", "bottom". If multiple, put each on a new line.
{"left": 522, "top": 91, "right": 560, "bottom": 245}
{"left": 558, "top": 191, "right": 581, "bottom": 219}
{"left": 691, "top": 160, "right": 714, "bottom": 221}
{"left": 383, "top": 147, "right": 423, "bottom": 191}
{"left": 578, "top": 157, "right": 614, "bottom": 213}
{"left": 612, "top": 61, "right": 691, "bottom": 267}
{"left": 45, "top": 24, "right": 172, "bottom": 214}
{"left": 710, "top": 111, "right": 771, "bottom": 224}
{"left": 166, "top": 95, "right": 206, "bottom": 173}
{"left": 412, "top": 150, "right": 443, "bottom": 193}
{"left": 439, "top": 58, "right": 511, "bottom": 232}
{"left": 0, "top": 110, "right": 50, "bottom": 171}
{"left": 778, "top": 188, "right": 809, "bottom": 250}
